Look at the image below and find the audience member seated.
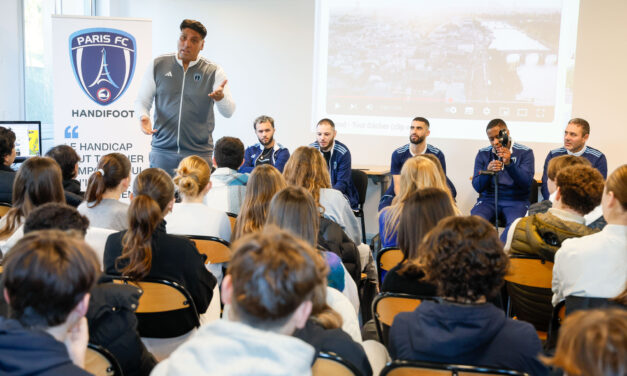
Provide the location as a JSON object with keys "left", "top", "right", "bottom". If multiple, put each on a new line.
{"left": 541, "top": 308, "right": 626, "bottom": 376}
{"left": 389, "top": 216, "right": 548, "bottom": 376}
{"left": 46, "top": 144, "right": 84, "bottom": 197}
{"left": 0, "top": 230, "right": 99, "bottom": 375}
{"left": 541, "top": 117, "right": 608, "bottom": 200}
{"left": 78, "top": 153, "right": 131, "bottom": 231}
{"left": 232, "top": 164, "right": 286, "bottom": 241}
{"left": 284, "top": 146, "right": 361, "bottom": 245}
{"left": 310, "top": 118, "right": 359, "bottom": 209}
{"left": 265, "top": 186, "right": 359, "bottom": 312}
{"left": 379, "top": 156, "right": 457, "bottom": 248}
{"left": 240, "top": 115, "right": 290, "bottom": 173}
{"left": 379, "top": 117, "right": 455, "bottom": 210}
{"left": 528, "top": 155, "right": 591, "bottom": 216}
{"left": 552, "top": 164, "right": 627, "bottom": 306}
{"left": 20, "top": 202, "right": 156, "bottom": 376}
{"left": 151, "top": 228, "right": 322, "bottom": 376}
{"left": 0, "top": 126, "right": 16, "bottom": 204}
{"left": 204, "top": 136, "right": 248, "bottom": 214}
{"left": 506, "top": 164, "right": 604, "bottom": 261}
{"left": 0, "top": 156, "right": 66, "bottom": 254}
{"left": 104, "top": 168, "right": 216, "bottom": 357}
{"left": 471, "top": 119, "right": 535, "bottom": 242}
{"left": 294, "top": 268, "right": 373, "bottom": 376}
{"left": 381, "top": 188, "right": 455, "bottom": 296}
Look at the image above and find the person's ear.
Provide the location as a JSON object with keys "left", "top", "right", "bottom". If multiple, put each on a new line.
{"left": 583, "top": 133, "right": 590, "bottom": 143}
{"left": 66, "top": 293, "right": 91, "bottom": 326}
{"left": 291, "top": 300, "right": 312, "bottom": 330}
{"left": 221, "top": 274, "right": 233, "bottom": 306}
{"left": 3, "top": 288, "right": 10, "bottom": 305}
{"left": 212, "top": 157, "right": 218, "bottom": 168}
{"left": 555, "top": 186, "right": 562, "bottom": 202}
{"left": 202, "top": 181, "right": 212, "bottom": 194}
{"left": 200, "top": 39, "right": 205, "bottom": 51}
{"left": 239, "top": 159, "right": 245, "bottom": 168}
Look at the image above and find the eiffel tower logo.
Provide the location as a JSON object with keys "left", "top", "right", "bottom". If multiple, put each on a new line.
{"left": 88, "top": 48, "right": 119, "bottom": 89}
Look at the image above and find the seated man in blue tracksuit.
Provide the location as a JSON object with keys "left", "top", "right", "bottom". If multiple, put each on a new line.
{"left": 240, "top": 115, "right": 290, "bottom": 173}
{"left": 540, "top": 117, "right": 607, "bottom": 200}
{"left": 310, "top": 118, "right": 359, "bottom": 210}
{"left": 471, "top": 119, "right": 534, "bottom": 241}
{"left": 378, "top": 116, "right": 456, "bottom": 211}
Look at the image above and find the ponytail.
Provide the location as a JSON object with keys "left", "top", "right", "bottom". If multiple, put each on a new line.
{"left": 85, "top": 153, "right": 131, "bottom": 207}
{"left": 116, "top": 195, "right": 162, "bottom": 279}
{"left": 173, "top": 156, "right": 210, "bottom": 199}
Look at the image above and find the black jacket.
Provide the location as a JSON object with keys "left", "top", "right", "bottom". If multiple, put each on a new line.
{"left": 0, "top": 165, "right": 15, "bottom": 204}
{"left": 318, "top": 216, "right": 361, "bottom": 282}
{"left": 294, "top": 319, "right": 372, "bottom": 376}
{"left": 87, "top": 279, "right": 156, "bottom": 376}
{"left": 0, "top": 317, "right": 92, "bottom": 376}
{"left": 103, "top": 220, "right": 216, "bottom": 338}
{"left": 381, "top": 263, "right": 437, "bottom": 297}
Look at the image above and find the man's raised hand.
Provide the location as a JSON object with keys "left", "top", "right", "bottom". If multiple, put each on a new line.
{"left": 209, "top": 80, "right": 227, "bottom": 102}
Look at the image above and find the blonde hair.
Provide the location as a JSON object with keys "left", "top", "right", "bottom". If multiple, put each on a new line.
{"left": 283, "top": 146, "right": 331, "bottom": 211}
{"left": 383, "top": 156, "right": 456, "bottom": 240}
{"left": 233, "top": 165, "right": 286, "bottom": 241}
{"left": 542, "top": 309, "right": 627, "bottom": 376}
{"left": 173, "top": 156, "right": 211, "bottom": 199}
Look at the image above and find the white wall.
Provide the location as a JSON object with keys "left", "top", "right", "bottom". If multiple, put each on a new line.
{"left": 0, "top": 0, "right": 23, "bottom": 120}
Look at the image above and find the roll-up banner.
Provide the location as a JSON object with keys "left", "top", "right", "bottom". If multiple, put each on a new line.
{"left": 52, "top": 15, "right": 152, "bottom": 199}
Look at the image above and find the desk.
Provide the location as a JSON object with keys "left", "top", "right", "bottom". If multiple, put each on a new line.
{"left": 354, "top": 165, "right": 390, "bottom": 197}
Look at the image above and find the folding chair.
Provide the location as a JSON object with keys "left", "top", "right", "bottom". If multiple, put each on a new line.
{"left": 372, "top": 292, "right": 435, "bottom": 347}
{"left": 0, "top": 202, "right": 11, "bottom": 218}
{"left": 84, "top": 343, "right": 123, "bottom": 376}
{"left": 312, "top": 351, "right": 363, "bottom": 376}
{"left": 226, "top": 212, "right": 237, "bottom": 233}
{"left": 351, "top": 169, "right": 369, "bottom": 243}
{"left": 112, "top": 277, "right": 200, "bottom": 333}
{"left": 504, "top": 255, "right": 554, "bottom": 340}
{"left": 380, "top": 360, "right": 529, "bottom": 376}
{"left": 187, "top": 235, "right": 231, "bottom": 264}
{"left": 376, "top": 247, "right": 403, "bottom": 286}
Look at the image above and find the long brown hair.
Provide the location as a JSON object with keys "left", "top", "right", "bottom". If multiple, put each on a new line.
{"left": 382, "top": 156, "right": 455, "bottom": 240}
{"left": 0, "top": 157, "right": 65, "bottom": 239}
{"left": 397, "top": 188, "right": 456, "bottom": 275}
{"left": 116, "top": 168, "right": 174, "bottom": 279}
{"left": 606, "top": 164, "right": 627, "bottom": 211}
{"left": 265, "top": 186, "right": 320, "bottom": 246}
{"left": 232, "top": 164, "right": 286, "bottom": 241}
{"left": 283, "top": 146, "right": 331, "bottom": 211}
{"left": 85, "top": 153, "right": 131, "bottom": 207}
{"left": 173, "top": 155, "right": 211, "bottom": 199}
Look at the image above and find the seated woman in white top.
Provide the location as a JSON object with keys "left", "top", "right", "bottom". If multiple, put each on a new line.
{"left": 0, "top": 157, "right": 66, "bottom": 254}
{"left": 167, "top": 155, "right": 231, "bottom": 240}
{"left": 78, "top": 153, "right": 131, "bottom": 231}
{"left": 552, "top": 164, "right": 627, "bottom": 305}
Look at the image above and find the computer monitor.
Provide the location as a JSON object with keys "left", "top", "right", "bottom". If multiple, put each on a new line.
{"left": 0, "top": 121, "right": 42, "bottom": 163}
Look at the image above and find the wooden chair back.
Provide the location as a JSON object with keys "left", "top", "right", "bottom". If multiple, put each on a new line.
{"left": 312, "top": 352, "right": 362, "bottom": 376}
{"left": 84, "top": 343, "right": 122, "bottom": 376}
{"left": 373, "top": 292, "right": 434, "bottom": 347}
{"left": 113, "top": 277, "right": 199, "bottom": 317}
{"left": 0, "top": 202, "right": 11, "bottom": 218}
{"left": 188, "top": 235, "right": 231, "bottom": 264}
{"left": 377, "top": 247, "right": 403, "bottom": 285}
{"left": 226, "top": 212, "right": 237, "bottom": 233}
{"left": 380, "top": 360, "right": 529, "bottom": 376}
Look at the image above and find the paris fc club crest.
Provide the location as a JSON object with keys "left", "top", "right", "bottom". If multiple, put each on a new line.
{"left": 69, "top": 28, "right": 136, "bottom": 106}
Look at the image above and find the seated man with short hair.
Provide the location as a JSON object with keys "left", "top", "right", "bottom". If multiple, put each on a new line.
{"left": 240, "top": 115, "right": 290, "bottom": 173}
{"left": 505, "top": 165, "right": 604, "bottom": 261}
{"left": 0, "top": 230, "right": 99, "bottom": 375}
{"left": 151, "top": 227, "right": 324, "bottom": 375}
{"left": 204, "top": 136, "right": 249, "bottom": 214}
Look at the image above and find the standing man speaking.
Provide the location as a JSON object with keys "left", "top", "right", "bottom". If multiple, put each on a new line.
{"left": 135, "top": 19, "right": 235, "bottom": 175}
